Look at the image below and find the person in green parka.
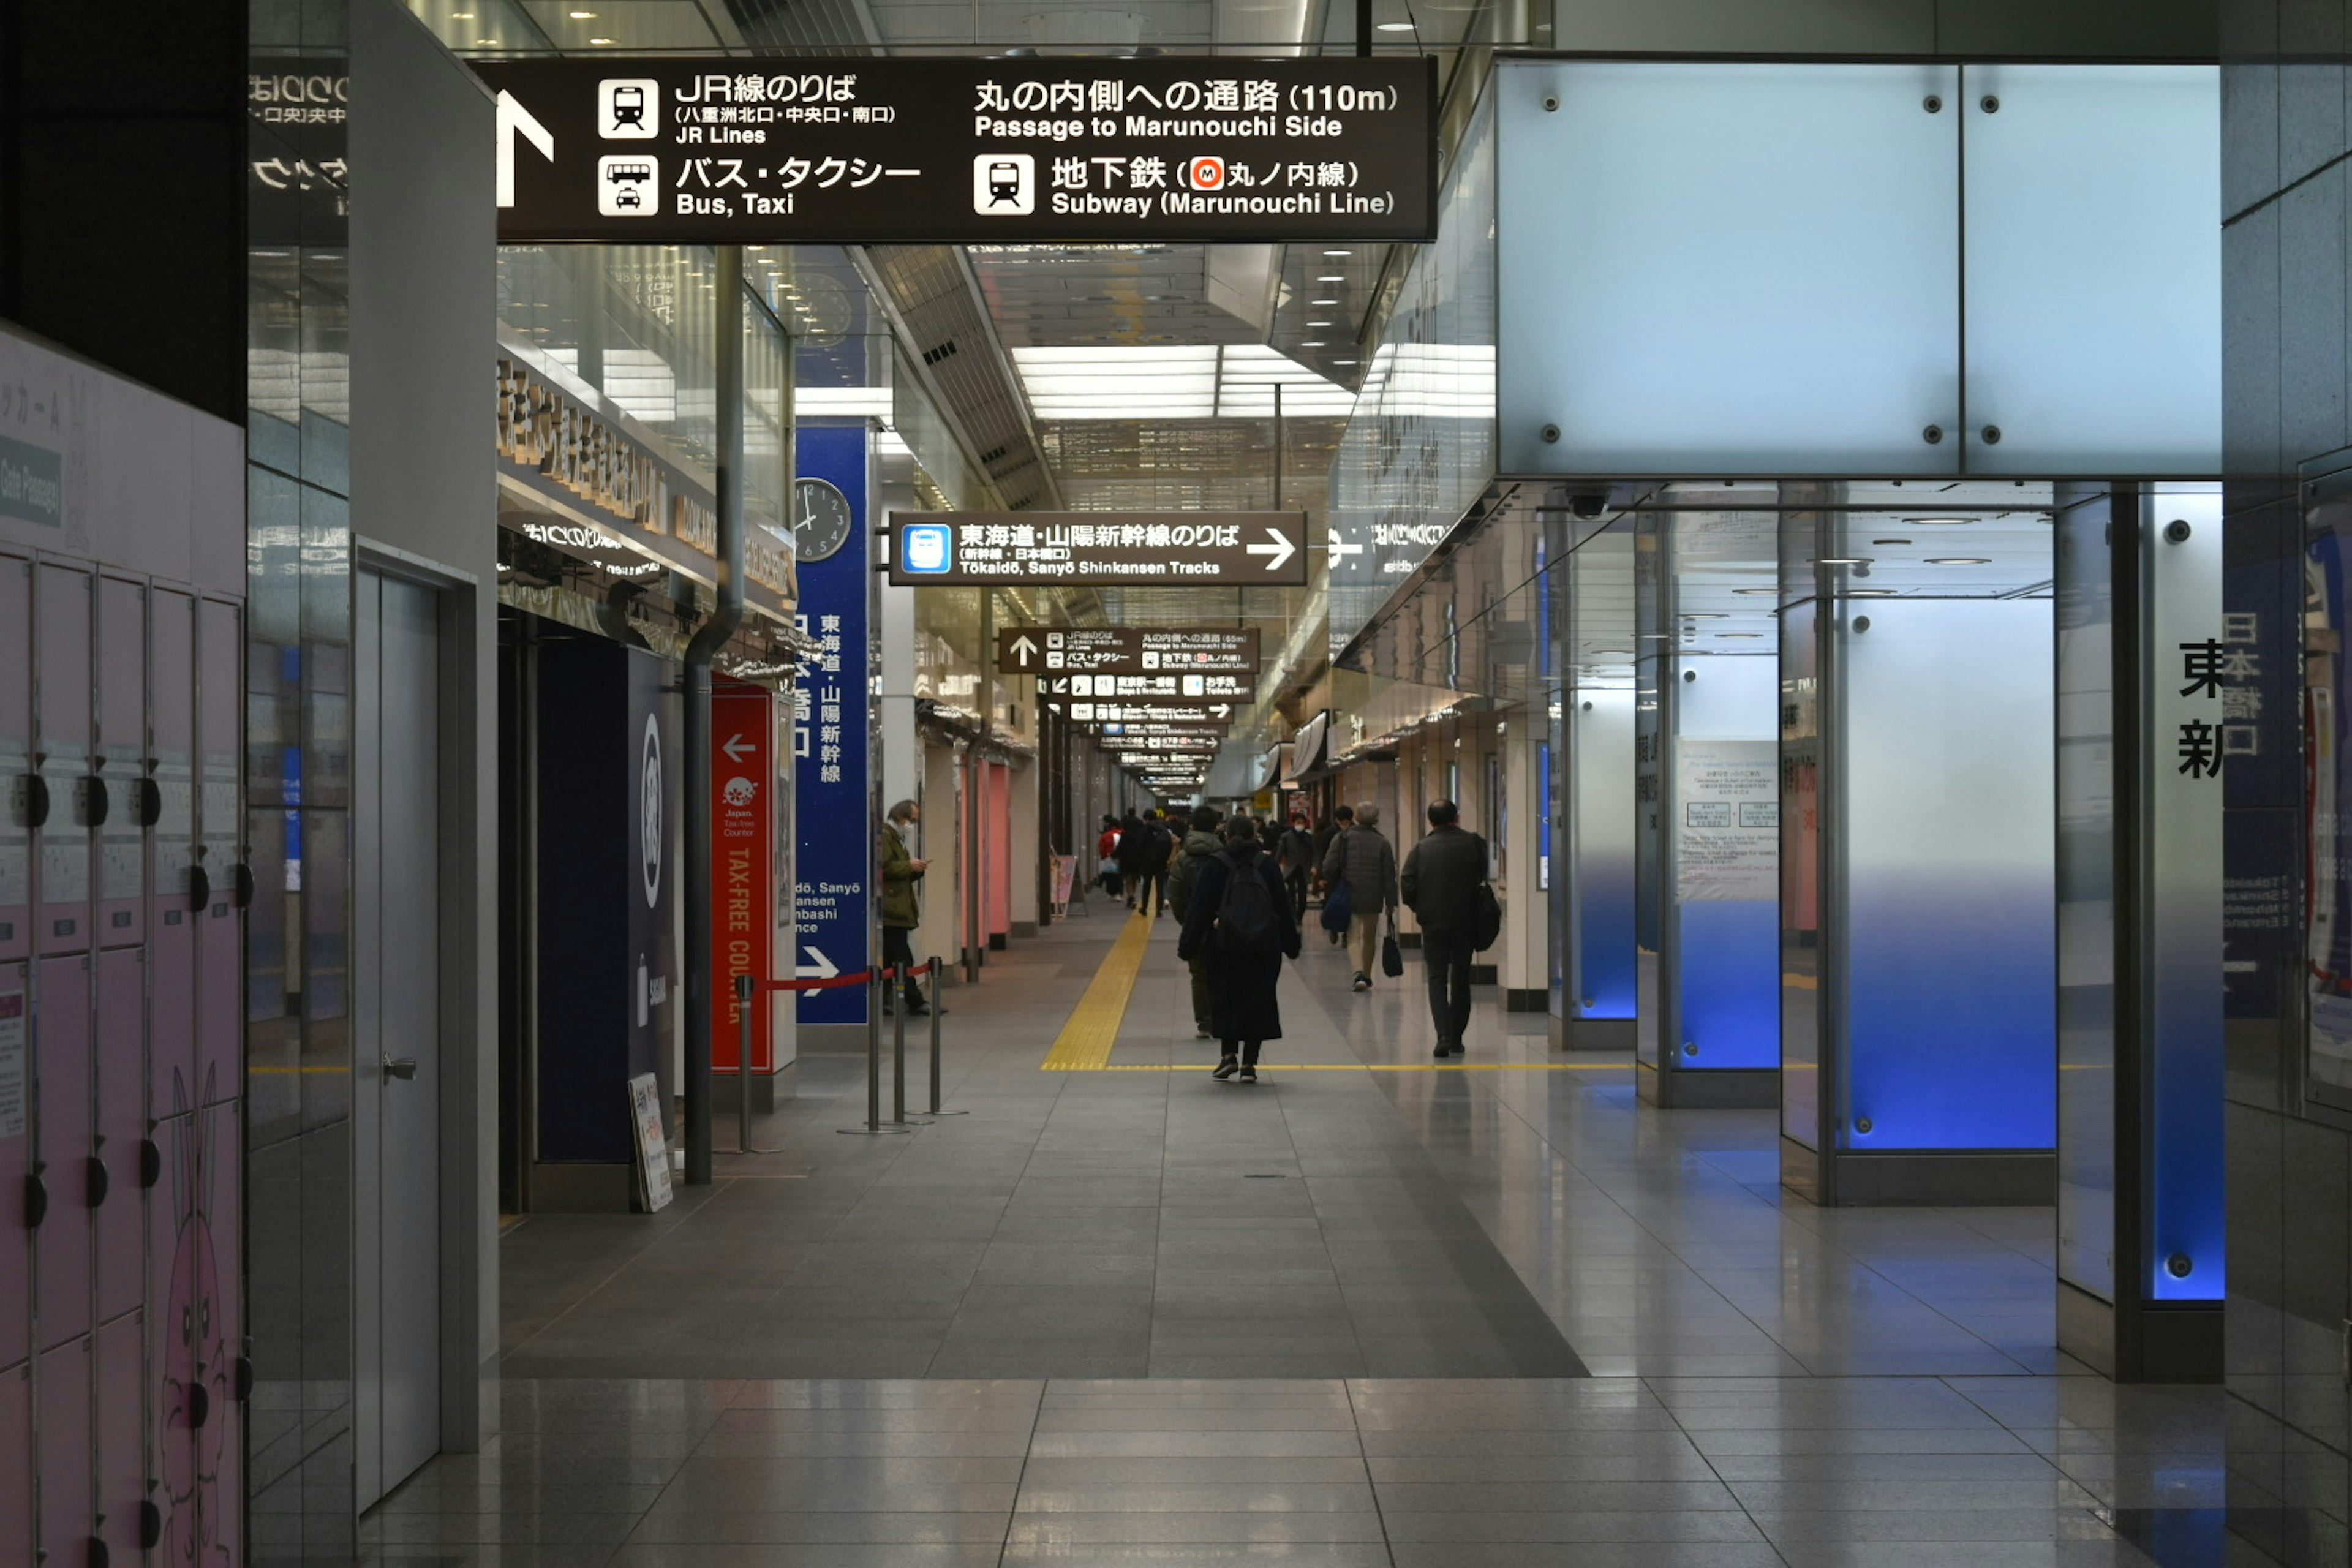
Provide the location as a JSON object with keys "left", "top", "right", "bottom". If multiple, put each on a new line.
{"left": 881, "top": 799, "right": 932, "bottom": 1016}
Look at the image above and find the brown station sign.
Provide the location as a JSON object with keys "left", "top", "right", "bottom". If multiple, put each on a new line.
{"left": 998, "top": 625, "right": 1259, "bottom": 677}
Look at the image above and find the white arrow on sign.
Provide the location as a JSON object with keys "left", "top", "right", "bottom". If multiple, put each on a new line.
{"left": 721, "top": 734, "right": 755, "bottom": 764}
{"left": 1246, "top": 529, "right": 1298, "bottom": 573}
{"left": 1009, "top": 633, "right": 1039, "bottom": 668}
{"left": 1210, "top": 704, "right": 1233, "bottom": 719}
{"left": 795, "top": 946, "right": 839, "bottom": 980}
{"left": 1328, "top": 527, "right": 1365, "bottom": 561}
{"left": 494, "top": 89, "right": 555, "bottom": 209}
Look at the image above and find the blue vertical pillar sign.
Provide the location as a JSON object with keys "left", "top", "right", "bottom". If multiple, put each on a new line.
{"left": 792, "top": 425, "right": 873, "bottom": 1027}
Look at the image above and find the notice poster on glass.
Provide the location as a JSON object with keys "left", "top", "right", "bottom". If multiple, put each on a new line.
{"left": 1676, "top": 739, "right": 1777, "bottom": 902}
{"left": 628, "top": 1073, "right": 673, "bottom": 1213}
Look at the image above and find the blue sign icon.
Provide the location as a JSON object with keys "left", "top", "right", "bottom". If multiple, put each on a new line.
{"left": 901, "top": 524, "right": 952, "bottom": 574}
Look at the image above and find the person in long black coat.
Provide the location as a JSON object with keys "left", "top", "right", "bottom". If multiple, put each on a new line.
{"left": 1176, "top": 816, "right": 1302, "bottom": 1082}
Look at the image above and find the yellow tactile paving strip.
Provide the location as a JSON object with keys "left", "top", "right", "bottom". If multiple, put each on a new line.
{"left": 1039, "top": 913, "right": 1632, "bottom": 1072}
{"left": 1039, "top": 907, "right": 1159, "bottom": 1070}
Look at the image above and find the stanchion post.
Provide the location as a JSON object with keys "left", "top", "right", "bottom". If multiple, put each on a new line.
{"left": 839, "top": 968, "right": 916, "bottom": 1135}
{"left": 924, "top": 956, "right": 967, "bottom": 1116}
{"left": 891, "top": 968, "right": 909, "bottom": 1124}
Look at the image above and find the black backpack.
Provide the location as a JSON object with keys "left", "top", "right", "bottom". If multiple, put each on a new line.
{"left": 1213, "top": 850, "right": 1284, "bottom": 955}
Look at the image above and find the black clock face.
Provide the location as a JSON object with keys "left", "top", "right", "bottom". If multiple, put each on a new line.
{"left": 794, "top": 477, "right": 855, "bottom": 564}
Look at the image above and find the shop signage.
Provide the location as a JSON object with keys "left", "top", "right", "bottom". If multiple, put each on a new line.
{"left": 476, "top": 58, "right": 1434, "bottom": 246}
{"left": 791, "top": 426, "right": 872, "bottom": 1027}
{"left": 997, "top": 625, "right": 1258, "bottom": 676}
{"left": 496, "top": 354, "right": 797, "bottom": 606}
{"left": 710, "top": 682, "right": 779, "bottom": 1074}
{"left": 886, "top": 510, "right": 1308, "bottom": 587}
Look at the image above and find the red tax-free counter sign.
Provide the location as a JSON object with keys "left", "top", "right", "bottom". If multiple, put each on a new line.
{"left": 712, "top": 681, "right": 778, "bottom": 1073}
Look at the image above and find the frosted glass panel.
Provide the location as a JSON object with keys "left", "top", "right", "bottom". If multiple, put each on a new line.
{"left": 1962, "top": 66, "right": 2221, "bottom": 476}
{"left": 1841, "top": 598, "right": 2056, "bottom": 1151}
{"left": 1674, "top": 655, "right": 1781, "bottom": 1070}
{"left": 1496, "top": 61, "right": 1959, "bottom": 475}
{"left": 1569, "top": 688, "right": 1636, "bottom": 1018}
{"left": 1782, "top": 603, "right": 1823, "bottom": 1147}
{"left": 2054, "top": 500, "right": 2116, "bottom": 1300}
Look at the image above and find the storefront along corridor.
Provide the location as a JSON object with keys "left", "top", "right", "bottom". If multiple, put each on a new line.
{"left": 388, "top": 911, "right": 2226, "bottom": 1566}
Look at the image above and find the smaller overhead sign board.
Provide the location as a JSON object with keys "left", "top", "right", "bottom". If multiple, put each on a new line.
{"left": 1063, "top": 701, "right": 1238, "bottom": 726}
{"left": 1096, "top": 734, "right": 1220, "bottom": 753}
{"left": 1038, "top": 671, "right": 1257, "bottom": 703}
{"left": 888, "top": 511, "right": 1308, "bottom": 587}
{"left": 998, "top": 626, "right": 1259, "bottom": 676}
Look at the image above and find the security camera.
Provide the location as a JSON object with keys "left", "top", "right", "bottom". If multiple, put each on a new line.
{"left": 1570, "top": 492, "right": 1608, "bottom": 521}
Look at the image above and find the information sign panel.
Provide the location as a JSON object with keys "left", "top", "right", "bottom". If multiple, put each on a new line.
{"left": 1096, "top": 734, "right": 1219, "bottom": 753}
{"left": 792, "top": 426, "right": 873, "bottom": 1028}
{"left": 1040, "top": 671, "right": 1256, "bottom": 703}
{"left": 998, "top": 626, "right": 1259, "bottom": 676}
{"left": 478, "top": 58, "right": 1435, "bottom": 246}
{"left": 1060, "top": 701, "right": 1239, "bottom": 725}
{"left": 887, "top": 511, "right": 1308, "bottom": 587}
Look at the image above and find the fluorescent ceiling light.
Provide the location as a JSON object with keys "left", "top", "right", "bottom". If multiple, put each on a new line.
{"left": 1926, "top": 557, "right": 1991, "bottom": 565}
{"left": 1732, "top": 587, "right": 1775, "bottom": 594}
{"left": 795, "top": 385, "right": 894, "bottom": 419}
{"left": 1377, "top": 20, "right": 1416, "bottom": 29}
{"left": 1317, "top": 274, "right": 1345, "bottom": 282}
{"left": 1311, "top": 298, "right": 1338, "bottom": 306}
{"left": 1907, "top": 516, "right": 1973, "bottom": 525}
{"left": 1322, "top": 249, "right": 1352, "bottom": 257}
{"left": 1010, "top": 344, "right": 1354, "bottom": 419}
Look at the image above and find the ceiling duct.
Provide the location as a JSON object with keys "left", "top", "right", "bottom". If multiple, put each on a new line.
{"left": 859, "top": 245, "right": 1064, "bottom": 513}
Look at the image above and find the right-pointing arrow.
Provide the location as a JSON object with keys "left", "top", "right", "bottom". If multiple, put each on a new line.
{"left": 1328, "top": 527, "right": 1365, "bottom": 561}
{"left": 795, "top": 946, "right": 839, "bottom": 980}
{"left": 1246, "top": 529, "right": 1297, "bottom": 573}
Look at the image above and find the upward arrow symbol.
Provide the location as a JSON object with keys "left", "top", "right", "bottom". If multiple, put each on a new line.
{"left": 1009, "top": 633, "right": 1039, "bottom": 667}
{"left": 495, "top": 89, "right": 556, "bottom": 209}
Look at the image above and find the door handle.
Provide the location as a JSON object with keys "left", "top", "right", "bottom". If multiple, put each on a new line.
{"left": 380, "top": 1054, "right": 418, "bottom": 1082}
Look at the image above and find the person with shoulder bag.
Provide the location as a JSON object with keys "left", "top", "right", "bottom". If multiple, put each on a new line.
{"left": 1176, "top": 816, "right": 1300, "bottom": 1084}
{"left": 1167, "top": 805, "right": 1225, "bottom": 1040}
{"left": 1400, "top": 799, "right": 1490, "bottom": 1057}
{"left": 1320, "top": 802, "right": 1399, "bottom": 993}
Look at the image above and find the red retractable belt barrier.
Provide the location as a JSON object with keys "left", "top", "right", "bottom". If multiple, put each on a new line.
{"left": 760, "top": 960, "right": 933, "bottom": 994}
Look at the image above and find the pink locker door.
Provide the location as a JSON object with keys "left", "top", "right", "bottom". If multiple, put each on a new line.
{"left": 94, "top": 948, "right": 144, "bottom": 1323}
{"left": 197, "top": 1097, "right": 239, "bottom": 1568}
{"left": 96, "top": 1313, "right": 144, "bottom": 1568}
{"left": 34, "top": 562, "right": 93, "bottom": 957}
{"left": 986, "top": 761, "right": 1012, "bottom": 943}
{"left": 148, "top": 590, "right": 197, "bottom": 1114}
{"left": 0, "top": 965, "right": 27, "bottom": 1376}
{"left": 145, "top": 1107, "right": 183, "bottom": 1555}
{"left": 36, "top": 1336, "right": 91, "bottom": 1568}
{"left": 96, "top": 576, "right": 146, "bottom": 948}
{"left": 194, "top": 598, "right": 239, "bottom": 1109}
{"left": 0, "top": 1359, "right": 30, "bottom": 1568}
{"left": 1, "top": 552, "right": 30, "bottom": 965}
{"left": 34, "top": 954, "right": 91, "bottom": 1352}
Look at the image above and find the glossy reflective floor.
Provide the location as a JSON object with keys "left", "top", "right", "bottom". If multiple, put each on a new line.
{"left": 369, "top": 908, "right": 2223, "bottom": 1566}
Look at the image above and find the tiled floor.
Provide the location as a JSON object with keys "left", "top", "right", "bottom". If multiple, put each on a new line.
{"left": 375, "top": 908, "right": 2224, "bottom": 1566}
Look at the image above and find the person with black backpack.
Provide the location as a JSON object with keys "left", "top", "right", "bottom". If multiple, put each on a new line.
{"left": 1175, "top": 816, "right": 1301, "bottom": 1083}
{"left": 1401, "top": 799, "right": 1495, "bottom": 1058}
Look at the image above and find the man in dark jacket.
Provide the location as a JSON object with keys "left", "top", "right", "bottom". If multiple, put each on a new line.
{"left": 1321, "top": 802, "right": 1398, "bottom": 993}
{"left": 1115, "top": 810, "right": 1148, "bottom": 909}
{"left": 1166, "top": 805, "right": 1224, "bottom": 1039}
{"left": 1177, "top": 816, "right": 1301, "bottom": 1083}
{"left": 1401, "top": 799, "right": 1485, "bottom": 1057}
{"left": 880, "top": 799, "right": 932, "bottom": 1016}
{"left": 1135, "top": 810, "right": 1177, "bottom": 918}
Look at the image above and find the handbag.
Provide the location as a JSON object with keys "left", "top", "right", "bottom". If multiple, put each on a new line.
{"left": 1472, "top": 883, "right": 1503, "bottom": 952}
{"left": 1320, "top": 876, "right": 1354, "bottom": 933}
{"left": 1381, "top": 913, "right": 1405, "bottom": 978}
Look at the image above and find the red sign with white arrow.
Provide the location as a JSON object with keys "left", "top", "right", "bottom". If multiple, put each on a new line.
{"left": 711, "top": 682, "right": 778, "bottom": 1075}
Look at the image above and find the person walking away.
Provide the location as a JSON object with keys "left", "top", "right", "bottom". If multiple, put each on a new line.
{"left": 1177, "top": 816, "right": 1300, "bottom": 1082}
{"left": 1136, "top": 810, "right": 1177, "bottom": 918}
{"left": 1115, "top": 810, "right": 1148, "bottom": 910}
{"left": 1097, "top": 814, "right": 1125, "bottom": 903}
{"left": 1401, "top": 799, "right": 1485, "bottom": 1057}
{"left": 1276, "top": 813, "right": 1315, "bottom": 930}
{"left": 1322, "top": 802, "right": 1398, "bottom": 993}
{"left": 1166, "top": 805, "right": 1225, "bottom": 1039}
{"left": 880, "top": 799, "right": 934, "bottom": 1016}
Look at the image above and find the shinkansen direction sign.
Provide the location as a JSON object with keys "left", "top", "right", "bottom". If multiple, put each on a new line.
{"left": 998, "top": 627, "right": 1258, "bottom": 677}
{"left": 476, "top": 58, "right": 1436, "bottom": 246}
{"left": 886, "top": 511, "right": 1309, "bottom": 587}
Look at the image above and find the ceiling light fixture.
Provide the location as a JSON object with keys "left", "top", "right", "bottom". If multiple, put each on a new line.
{"left": 570, "top": 7, "right": 597, "bottom": 15}
{"left": 1871, "top": 538, "right": 1912, "bottom": 545}
{"left": 1322, "top": 249, "right": 1352, "bottom": 257}
{"left": 1732, "top": 587, "right": 1776, "bottom": 595}
{"left": 1906, "top": 516, "right": 1973, "bottom": 525}
{"left": 1377, "top": 20, "right": 1416, "bottom": 29}
{"left": 589, "top": 35, "right": 615, "bottom": 42}
{"left": 1317, "top": 274, "right": 1345, "bottom": 282}
{"left": 1716, "top": 632, "right": 1764, "bottom": 638}
{"left": 1311, "top": 298, "right": 1339, "bottom": 306}
{"left": 1332, "top": 358, "right": 1358, "bottom": 366}
{"left": 1926, "top": 557, "right": 1991, "bottom": 565}
{"left": 1815, "top": 557, "right": 1869, "bottom": 566}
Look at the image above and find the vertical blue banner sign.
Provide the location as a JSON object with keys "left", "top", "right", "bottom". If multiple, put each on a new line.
{"left": 793, "top": 424, "right": 872, "bottom": 1027}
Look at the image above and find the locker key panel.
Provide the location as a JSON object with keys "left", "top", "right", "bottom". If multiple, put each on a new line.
{"left": 94, "top": 948, "right": 145, "bottom": 1322}
{"left": 34, "top": 562, "right": 93, "bottom": 956}
{"left": 149, "top": 589, "right": 197, "bottom": 1114}
{"left": 0, "top": 552, "right": 30, "bottom": 965}
{"left": 0, "top": 1360, "right": 29, "bottom": 1568}
{"left": 0, "top": 967, "right": 27, "bottom": 1371}
{"left": 36, "top": 1336, "right": 92, "bottom": 1568}
{"left": 97, "top": 1313, "right": 145, "bottom": 1568}
{"left": 154, "top": 1097, "right": 236, "bottom": 1568}
{"left": 96, "top": 576, "right": 147, "bottom": 948}
{"left": 194, "top": 598, "right": 239, "bottom": 1109}
{"left": 34, "top": 953, "right": 92, "bottom": 1351}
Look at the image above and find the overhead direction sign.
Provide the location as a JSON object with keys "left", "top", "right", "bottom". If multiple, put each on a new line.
{"left": 887, "top": 511, "right": 1308, "bottom": 587}
{"left": 998, "top": 626, "right": 1259, "bottom": 677}
{"left": 1037, "top": 671, "right": 1256, "bottom": 704}
{"left": 1096, "top": 734, "right": 1219, "bottom": 753}
{"left": 476, "top": 58, "right": 1436, "bottom": 246}
{"left": 1063, "top": 701, "right": 1237, "bottom": 725}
